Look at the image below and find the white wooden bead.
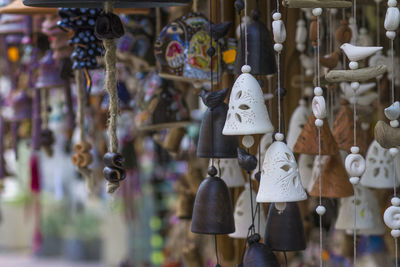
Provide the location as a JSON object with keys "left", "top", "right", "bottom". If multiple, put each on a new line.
{"left": 275, "top": 202, "right": 287, "bottom": 212}
{"left": 315, "top": 119, "right": 323, "bottom": 127}
{"left": 272, "top": 12, "right": 281, "bottom": 21}
{"left": 242, "top": 135, "right": 255, "bottom": 148}
{"left": 314, "top": 87, "right": 323, "bottom": 96}
{"left": 388, "top": 0, "right": 398, "bottom": 7}
{"left": 390, "top": 120, "right": 399, "bottom": 128}
{"left": 345, "top": 153, "right": 366, "bottom": 177}
{"left": 274, "top": 43, "right": 283, "bottom": 52}
{"left": 241, "top": 65, "right": 251, "bottom": 73}
{"left": 349, "top": 177, "right": 360, "bottom": 185}
{"left": 351, "top": 146, "right": 360, "bottom": 154}
{"left": 312, "top": 8, "right": 322, "bottom": 16}
{"left": 312, "top": 96, "right": 326, "bottom": 119}
{"left": 387, "top": 31, "right": 397, "bottom": 40}
{"left": 351, "top": 82, "right": 360, "bottom": 90}
{"left": 392, "top": 197, "right": 400, "bottom": 207}
{"left": 275, "top": 133, "right": 284, "bottom": 141}
{"left": 349, "top": 61, "right": 359, "bottom": 70}
{"left": 316, "top": 205, "right": 326, "bottom": 215}
{"left": 389, "top": 147, "right": 399, "bottom": 157}
{"left": 391, "top": 229, "right": 400, "bottom": 238}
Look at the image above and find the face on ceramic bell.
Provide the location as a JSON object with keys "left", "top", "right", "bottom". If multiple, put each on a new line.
{"left": 360, "top": 140, "right": 397, "bottom": 189}
{"left": 23, "top": 0, "right": 190, "bottom": 8}
{"left": 287, "top": 99, "right": 310, "bottom": 150}
{"left": 155, "top": 13, "right": 220, "bottom": 83}
{"left": 234, "top": 9, "right": 276, "bottom": 76}
{"left": 257, "top": 136, "right": 307, "bottom": 203}
{"left": 264, "top": 202, "right": 307, "bottom": 252}
{"left": 191, "top": 169, "right": 235, "bottom": 235}
{"left": 229, "top": 183, "right": 266, "bottom": 239}
{"left": 210, "top": 159, "right": 245, "bottom": 188}
{"left": 223, "top": 65, "right": 273, "bottom": 135}
{"left": 335, "top": 185, "right": 375, "bottom": 233}
{"left": 133, "top": 72, "right": 190, "bottom": 130}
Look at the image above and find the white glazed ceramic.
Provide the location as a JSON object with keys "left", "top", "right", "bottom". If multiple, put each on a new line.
{"left": 345, "top": 153, "right": 366, "bottom": 177}
{"left": 229, "top": 183, "right": 266, "bottom": 239}
{"left": 256, "top": 141, "right": 307, "bottom": 203}
{"left": 340, "top": 43, "right": 383, "bottom": 62}
{"left": 312, "top": 96, "right": 326, "bottom": 119}
{"left": 335, "top": 185, "right": 375, "bottom": 232}
{"left": 384, "top": 101, "right": 400, "bottom": 121}
{"left": 223, "top": 65, "right": 274, "bottom": 135}
{"left": 287, "top": 99, "right": 310, "bottom": 150}
{"left": 384, "top": 206, "right": 400, "bottom": 229}
{"left": 298, "top": 154, "right": 315, "bottom": 191}
{"left": 272, "top": 19, "right": 286, "bottom": 44}
{"left": 210, "top": 158, "right": 245, "bottom": 188}
{"left": 252, "top": 132, "right": 274, "bottom": 180}
{"left": 360, "top": 140, "right": 396, "bottom": 189}
{"left": 385, "top": 7, "right": 400, "bottom": 31}
{"left": 295, "top": 19, "right": 307, "bottom": 52}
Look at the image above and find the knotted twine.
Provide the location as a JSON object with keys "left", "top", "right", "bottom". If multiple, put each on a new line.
{"left": 103, "top": 1, "right": 120, "bottom": 194}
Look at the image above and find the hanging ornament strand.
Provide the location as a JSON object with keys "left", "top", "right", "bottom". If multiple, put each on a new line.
{"left": 99, "top": 1, "right": 126, "bottom": 194}
{"left": 383, "top": 1, "right": 400, "bottom": 266}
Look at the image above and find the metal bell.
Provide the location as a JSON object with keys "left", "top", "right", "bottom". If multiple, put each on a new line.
{"left": 23, "top": 0, "right": 191, "bottom": 8}
{"left": 264, "top": 202, "right": 307, "bottom": 252}
{"left": 191, "top": 168, "right": 235, "bottom": 234}
{"left": 243, "top": 234, "right": 280, "bottom": 267}
{"left": 234, "top": 8, "right": 276, "bottom": 76}
{"left": 197, "top": 88, "right": 238, "bottom": 158}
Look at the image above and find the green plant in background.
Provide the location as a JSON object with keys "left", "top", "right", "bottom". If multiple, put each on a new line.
{"left": 63, "top": 211, "right": 101, "bottom": 241}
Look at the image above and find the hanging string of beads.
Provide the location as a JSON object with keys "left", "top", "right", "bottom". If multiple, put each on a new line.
{"left": 383, "top": 1, "right": 400, "bottom": 266}
{"left": 96, "top": 2, "right": 126, "bottom": 194}
{"left": 310, "top": 6, "right": 326, "bottom": 267}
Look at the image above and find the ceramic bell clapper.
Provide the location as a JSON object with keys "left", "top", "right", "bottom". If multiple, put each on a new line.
{"left": 197, "top": 88, "right": 238, "bottom": 158}
{"left": 287, "top": 99, "right": 310, "bottom": 150}
{"left": 360, "top": 140, "right": 397, "bottom": 188}
{"left": 234, "top": 8, "right": 275, "bottom": 76}
{"left": 23, "top": 0, "right": 191, "bottom": 8}
{"left": 191, "top": 165, "right": 235, "bottom": 235}
{"left": 264, "top": 202, "right": 307, "bottom": 252}
{"left": 209, "top": 159, "right": 245, "bottom": 188}
{"left": 229, "top": 183, "right": 266, "bottom": 239}
{"left": 242, "top": 234, "right": 280, "bottom": 267}
{"left": 257, "top": 133, "right": 307, "bottom": 207}
{"left": 335, "top": 185, "right": 377, "bottom": 233}
{"left": 223, "top": 65, "right": 273, "bottom": 136}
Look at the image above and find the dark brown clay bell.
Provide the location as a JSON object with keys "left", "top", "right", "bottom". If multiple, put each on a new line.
{"left": 23, "top": 0, "right": 190, "bottom": 8}
{"left": 243, "top": 234, "right": 280, "bottom": 267}
{"left": 197, "top": 88, "right": 238, "bottom": 158}
{"left": 264, "top": 202, "right": 306, "bottom": 252}
{"left": 95, "top": 12, "right": 124, "bottom": 40}
{"left": 234, "top": 8, "right": 275, "bottom": 75}
{"left": 191, "top": 169, "right": 235, "bottom": 234}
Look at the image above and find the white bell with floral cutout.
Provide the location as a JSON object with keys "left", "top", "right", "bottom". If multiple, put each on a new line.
{"left": 229, "top": 183, "right": 266, "bottom": 239}
{"left": 360, "top": 140, "right": 396, "bottom": 188}
{"left": 335, "top": 185, "right": 375, "bottom": 232}
{"left": 287, "top": 99, "right": 310, "bottom": 150}
{"left": 256, "top": 139, "right": 307, "bottom": 203}
{"left": 210, "top": 159, "right": 245, "bottom": 188}
{"left": 223, "top": 65, "right": 274, "bottom": 135}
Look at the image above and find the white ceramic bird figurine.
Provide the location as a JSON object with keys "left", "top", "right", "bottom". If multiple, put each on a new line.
{"left": 340, "top": 43, "right": 383, "bottom": 62}
{"left": 340, "top": 82, "right": 377, "bottom": 106}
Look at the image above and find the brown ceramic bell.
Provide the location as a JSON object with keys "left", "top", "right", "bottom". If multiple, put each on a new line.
{"left": 264, "top": 202, "right": 306, "bottom": 251}
{"left": 197, "top": 88, "right": 238, "bottom": 158}
{"left": 234, "top": 8, "right": 275, "bottom": 75}
{"left": 293, "top": 113, "right": 338, "bottom": 155}
{"left": 309, "top": 154, "right": 354, "bottom": 198}
{"left": 333, "top": 100, "right": 366, "bottom": 155}
{"left": 191, "top": 166, "right": 235, "bottom": 235}
{"left": 243, "top": 234, "right": 280, "bottom": 267}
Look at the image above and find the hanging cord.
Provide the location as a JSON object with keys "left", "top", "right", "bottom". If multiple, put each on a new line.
{"left": 353, "top": 0, "right": 357, "bottom": 44}
{"left": 76, "top": 70, "right": 86, "bottom": 143}
{"left": 244, "top": 0, "right": 248, "bottom": 66}
{"left": 276, "top": 1, "right": 282, "bottom": 134}
{"left": 209, "top": 0, "right": 215, "bottom": 168}
{"left": 214, "top": 235, "right": 220, "bottom": 265}
{"left": 284, "top": 251, "right": 288, "bottom": 267}
{"left": 391, "top": 39, "right": 395, "bottom": 104}
{"left": 377, "top": 2, "right": 380, "bottom": 46}
{"left": 353, "top": 187, "right": 357, "bottom": 266}
{"left": 318, "top": 127, "right": 323, "bottom": 267}
{"left": 103, "top": 1, "right": 120, "bottom": 193}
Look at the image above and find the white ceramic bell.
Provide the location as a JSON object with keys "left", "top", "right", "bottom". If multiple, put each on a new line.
{"left": 223, "top": 65, "right": 274, "bottom": 135}
{"left": 210, "top": 158, "right": 245, "bottom": 188}
{"left": 229, "top": 183, "right": 266, "bottom": 239}
{"left": 298, "top": 154, "right": 315, "bottom": 191}
{"left": 357, "top": 189, "right": 385, "bottom": 236}
{"left": 340, "top": 43, "right": 383, "bottom": 62}
{"left": 335, "top": 185, "right": 375, "bottom": 232}
{"left": 287, "top": 99, "right": 310, "bottom": 150}
{"left": 256, "top": 136, "right": 307, "bottom": 203}
{"left": 360, "top": 140, "right": 397, "bottom": 189}
{"left": 252, "top": 132, "right": 274, "bottom": 180}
